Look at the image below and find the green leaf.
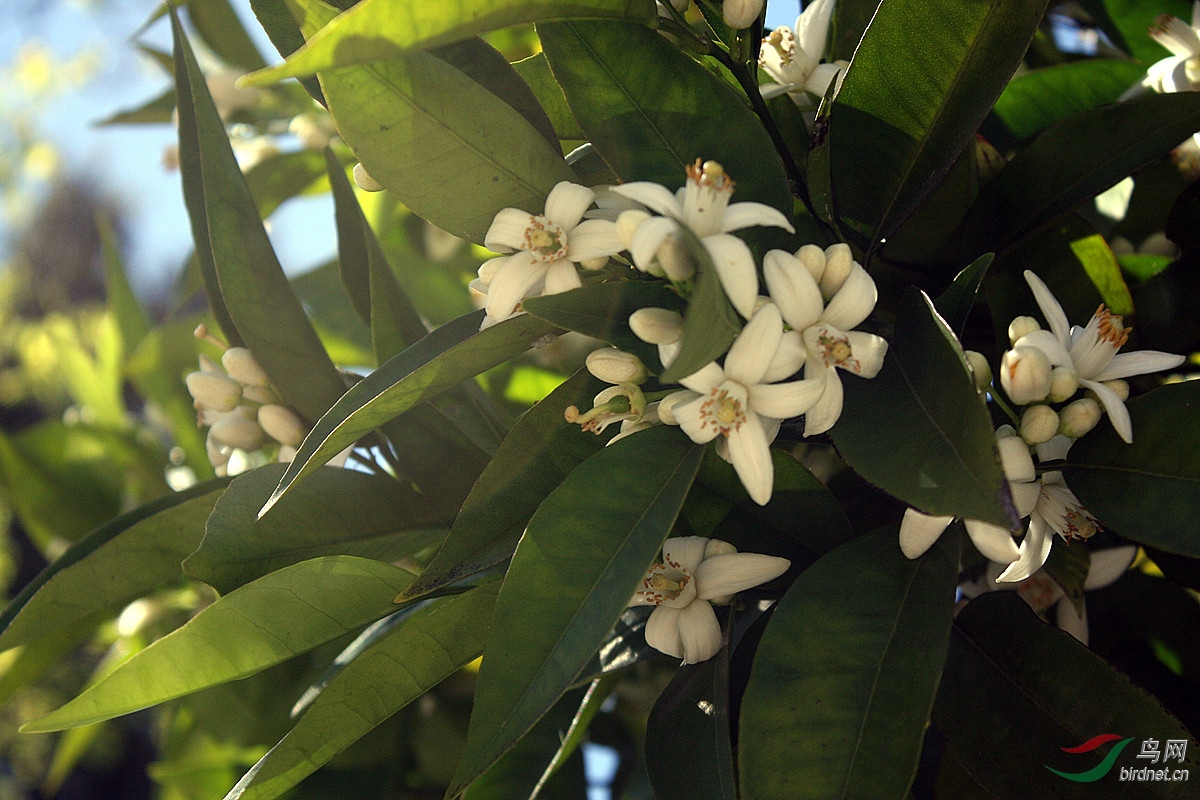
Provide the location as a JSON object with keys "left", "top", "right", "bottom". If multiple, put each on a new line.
{"left": 512, "top": 52, "right": 584, "bottom": 141}
{"left": 449, "top": 426, "right": 703, "bottom": 796}
{"left": 538, "top": 18, "right": 793, "bottom": 219}
{"left": 660, "top": 226, "right": 742, "bottom": 384}
{"left": 21, "top": 556, "right": 415, "bottom": 733}
{"left": 1063, "top": 381, "right": 1200, "bottom": 557}
{"left": 0, "top": 480, "right": 227, "bottom": 652}
{"left": 1077, "top": 0, "right": 1194, "bottom": 65}
{"left": 1069, "top": 233, "right": 1134, "bottom": 315}
{"left": 831, "top": 287, "right": 1013, "bottom": 528}
{"left": 260, "top": 312, "right": 556, "bottom": 516}
{"left": 933, "top": 591, "right": 1199, "bottom": 800}
{"left": 739, "top": 526, "right": 960, "bottom": 800}
{"left": 828, "top": 0, "right": 1047, "bottom": 249}
{"left": 962, "top": 92, "right": 1200, "bottom": 253}
{"left": 185, "top": 0, "right": 267, "bottom": 72}
{"left": 242, "top": 0, "right": 655, "bottom": 84}
{"left": 647, "top": 651, "right": 736, "bottom": 800}
{"left": 248, "top": 0, "right": 324, "bottom": 103}
{"left": 98, "top": 212, "right": 152, "bottom": 356}
{"left": 171, "top": 9, "right": 346, "bottom": 424}
{"left": 934, "top": 253, "right": 993, "bottom": 338}
{"left": 399, "top": 369, "right": 608, "bottom": 601}
{"left": 223, "top": 584, "right": 498, "bottom": 800}
{"left": 184, "top": 464, "right": 444, "bottom": 595}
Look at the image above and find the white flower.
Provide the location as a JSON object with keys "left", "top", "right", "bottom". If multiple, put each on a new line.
{"left": 762, "top": 244, "right": 888, "bottom": 435}
{"left": 1142, "top": 3, "right": 1200, "bottom": 94}
{"left": 610, "top": 160, "right": 794, "bottom": 318}
{"left": 671, "top": 304, "right": 825, "bottom": 505}
{"left": 723, "top": 0, "right": 764, "bottom": 29}
{"left": 758, "top": 0, "right": 846, "bottom": 105}
{"left": 630, "top": 536, "right": 790, "bottom": 663}
{"left": 474, "top": 181, "right": 625, "bottom": 328}
{"left": 1014, "top": 270, "right": 1185, "bottom": 443}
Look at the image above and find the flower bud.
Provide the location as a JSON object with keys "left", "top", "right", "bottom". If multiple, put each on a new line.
{"left": 964, "top": 350, "right": 992, "bottom": 391}
{"left": 578, "top": 256, "right": 610, "bottom": 271}
{"left": 616, "top": 209, "right": 649, "bottom": 250}
{"left": 1139, "top": 231, "right": 1177, "bottom": 258}
{"left": 186, "top": 371, "right": 242, "bottom": 412}
{"left": 629, "top": 307, "right": 683, "bottom": 345}
{"left": 995, "top": 432, "right": 1036, "bottom": 483}
{"left": 704, "top": 538, "right": 738, "bottom": 558}
{"left": 1101, "top": 379, "right": 1129, "bottom": 401}
{"left": 258, "top": 404, "right": 308, "bottom": 447}
{"left": 352, "top": 162, "right": 384, "bottom": 192}
{"left": 1108, "top": 236, "right": 1135, "bottom": 256}
{"left": 1059, "top": 397, "right": 1102, "bottom": 439}
{"left": 656, "top": 389, "right": 697, "bottom": 426}
{"left": 819, "top": 244, "right": 854, "bottom": 299}
{"left": 795, "top": 244, "right": 826, "bottom": 283}
{"left": 722, "top": 0, "right": 764, "bottom": 29}
{"left": 656, "top": 236, "right": 696, "bottom": 282}
{"left": 586, "top": 348, "right": 648, "bottom": 385}
{"left": 210, "top": 413, "right": 266, "bottom": 451}
{"left": 222, "top": 347, "right": 271, "bottom": 387}
{"left": 1047, "top": 365, "right": 1080, "bottom": 403}
{"left": 1020, "top": 404, "right": 1060, "bottom": 445}
{"left": 1000, "top": 346, "right": 1051, "bottom": 405}
{"left": 1008, "top": 316, "right": 1041, "bottom": 346}
{"left": 241, "top": 384, "right": 279, "bottom": 405}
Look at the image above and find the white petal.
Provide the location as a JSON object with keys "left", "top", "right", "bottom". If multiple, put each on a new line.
{"left": 663, "top": 536, "right": 711, "bottom": 574}
{"left": 644, "top": 605, "right": 684, "bottom": 659}
{"left": 996, "top": 435, "right": 1036, "bottom": 483}
{"left": 820, "top": 265, "right": 878, "bottom": 332}
{"left": 542, "top": 260, "right": 582, "bottom": 295}
{"left": 963, "top": 519, "right": 1023, "bottom": 565}
{"left": 695, "top": 553, "right": 790, "bottom": 600}
{"left": 678, "top": 361, "right": 727, "bottom": 395}
{"left": 726, "top": 412, "right": 775, "bottom": 505}
{"left": 1010, "top": 478, "right": 1042, "bottom": 517}
{"left": 719, "top": 201, "right": 795, "bottom": 234}
{"left": 996, "top": 518, "right": 1053, "bottom": 583}
{"left": 1080, "top": 378, "right": 1133, "bottom": 443}
{"left": 725, "top": 304, "right": 782, "bottom": 387}
{"left": 805, "top": 61, "right": 844, "bottom": 97}
{"left": 747, "top": 378, "right": 824, "bottom": 419}
{"left": 610, "top": 181, "right": 684, "bottom": 218}
{"left": 629, "top": 216, "right": 677, "bottom": 272}
{"left": 759, "top": 81, "right": 797, "bottom": 99}
{"left": 803, "top": 368, "right": 842, "bottom": 436}
{"left": 843, "top": 331, "right": 887, "bottom": 378}
{"left": 795, "top": 0, "right": 836, "bottom": 59}
{"left": 1055, "top": 598, "right": 1089, "bottom": 645}
{"left": 1014, "top": 329, "right": 1072, "bottom": 367}
{"left": 676, "top": 600, "right": 723, "bottom": 664}
{"left": 1023, "top": 271, "right": 1071, "bottom": 347}
{"left": 763, "top": 249, "right": 823, "bottom": 331}
{"left": 544, "top": 181, "right": 595, "bottom": 230}
{"left": 566, "top": 218, "right": 625, "bottom": 262}
{"left": 703, "top": 234, "right": 761, "bottom": 319}
{"left": 484, "top": 208, "right": 533, "bottom": 253}
{"left": 1152, "top": 13, "right": 1200, "bottom": 57}
{"left": 898, "top": 509, "right": 954, "bottom": 559}
{"left": 763, "top": 329, "right": 808, "bottom": 382}
{"left": 484, "top": 252, "right": 545, "bottom": 322}
{"left": 675, "top": 393, "right": 722, "bottom": 444}
{"left": 1093, "top": 350, "right": 1186, "bottom": 381}
{"left": 1084, "top": 546, "right": 1137, "bottom": 589}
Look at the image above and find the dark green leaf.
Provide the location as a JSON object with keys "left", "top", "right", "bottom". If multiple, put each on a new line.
{"left": 647, "top": 651, "right": 736, "bottom": 800}
{"left": 934, "top": 253, "right": 993, "bottom": 338}
{"left": 185, "top": 0, "right": 267, "bottom": 72}
{"left": 1077, "top": 0, "right": 1193, "bottom": 65}
{"left": 512, "top": 52, "right": 584, "bottom": 141}
{"left": 740, "top": 526, "right": 959, "bottom": 800}
{"left": 660, "top": 226, "right": 742, "bottom": 384}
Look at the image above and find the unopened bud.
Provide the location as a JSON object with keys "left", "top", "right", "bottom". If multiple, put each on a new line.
{"left": 1047, "top": 365, "right": 1080, "bottom": 403}
{"left": 210, "top": 413, "right": 266, "bottom": 451}
{"left": 352, "top": 162, "right": 384, "bottom": 192}
{"left": 222, "top": 347, "right": 271, "bottom": 387}
{"left": 186, "top": 371, "right": 242, "bottom": 412}
{"left": 656, "top": 236, "right": 696, "bottom": 282}
{"left": 1000, "top": 346, "right": 1052, "bottom": 405}
{"left": 657, "top": 389, "right": 697, "bottom": 426}
{"left": 1139, "top": 231, "right": 1177, "bottom": 258}
{"left": 995, "top": 432, "right": 1036, "bottom": 483}
{"left": 1008, "top": 316, "right": 1042, "bottom": 346}
{"left": 1108, "top": 236, "right": 1135, "bottom": 256}
{"left": 258, "top": 404, "right": 308, "bottom": 447}
{"left": 722, "top": 0, "right": 764, "bottom": 28}
{"left": 795, "top": 244, "right": 825, "bottom": 283}
{"left": 616, "top": 209, "right": 649, "bottom": 251}
{"left": 586, "top": 348, "right": 648, "bottom": 385}
{"left": 1020, "top": 404, "right": 1060, "bottom": 445}
{"left": 964, "top": 350, "right": 992, "bottom": 391}
{"left": 629, "top": 307, "right": 683, "bottom": 345}
{"left": 579, "top": 255, "right": 610, "bottom": 271}
{"left": 1101, "top": 379, "right": 1129, "bottom": 401}
{"left": 819, "top": 244, "right": 854, "bottom": 299}
{"left": 1059, "top": 397, "right": 1102, "bottom": 439}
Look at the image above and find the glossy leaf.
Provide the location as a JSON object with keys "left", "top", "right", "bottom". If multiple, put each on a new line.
{"left": 831, "top": 287, "right": 1013, "bottom": 528}
{"left": 224, "top": 584, "right": 499, "bottom": 800}
{"left": 1063, "top": 381, "right": 1200, "bottom": 557}
{"left": 0, "top": 480, "right": 227, "bottom": 652}
{"left": 399, "top": 369, "right": 608, "bottom": 601}
{"left": 22, "top": 556, "right": 415, "bottom": 733}
{"left": 1069, "top": 233, "right": 1134, "bottom": 316}
{"left": 933, "top": 592, "right": 1199, "bottom": 800}
{"left": 184, "top": 464, "right": 444, "bottom": 595}
{"left": 172, "top": 9, "right": 346, "bottom": 424}
{"left": 448, "top": 426, "right": 703, "bottom": 796}
{"left": 538, "top": 18, "right": 793, "bottom": 219}
{"left": 828, "top": 0, "right": 1047, "bottom": 249}
{"left": 660, "top": 225, "right": 743, "bottom": 384}
{"left": 934, "top": 253, "right": 993, "bottom": 338}
{"left": 260, "top": 311, "right": 556, "bottom": 516}
{"left": 739, "top": 526, "right": 960, "bottom": 800}
{"left": 243, "top": 0, "right": 656, "bottom": 83}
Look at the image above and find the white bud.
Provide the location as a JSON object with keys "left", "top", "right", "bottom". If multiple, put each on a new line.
{"left": 669, "top": 0, "right": 690, "bottom": 10}
{"left": 222, "top": 347, "right": 271, "bottom": 387}
{"left": 185, "top": 371, "right": 242, "bottom": 412}
{"left": 1108, "top": 236, "right": 1135, "bottom": 256}
{"left": 656, "top": 389, "right": 697, "bottom": 426}
{"left": 206, "top": 430, "right": 233, "bottom": 469}
{"left": 1047, "top": 365, "right": 1080, "bottom": 403}
{"left": 704, "top": 538, "right": 738, "bottom": 558}
{"left": 819, "top": 244, "right": 855, "bottom": 299}
{"left": 1008, "top": 316, "right": 1042, "bottom": 346}
{"left": 1000, "top": 346, "right": 1052, "bottom": 405}
{"left": 616, "top": 209, "right": 649, "bottom": 250}
{"left": 579, "top": 256, "right": 610, "bottom": 271}
{"left": 1059, "top": 397, "right": 1102, "bottom": 439}
{"left": 352, "top": 162, "right": 384, "bottom": 192}
{"left": 1020, "top": 404, "right": 1060, "bottom": 445}
{"left": 241, "top": 384, "right": 279, "bottom": 405}
{"left": 586, "top": 348, "right": 648, "bottom": 385}
{"left": 258, "top": 404, "right": 308, "bottom": 447}
{"left": 629, "top": 307, "right": 683, "bottom": 345}
{"left": 722, "top": 0, "right": 764, "bottom": 28}
{"left": 197, "top": 354, "right": 224, "bottom": 374}
{"left": 1139, "top": 231, "right": 1177, "bottom": 258}
{"left": 1102, "top": 379, "right": 1129, "bottom": 401}
{"left": 963, "top": 350, "right": 992, "bottom": 391}
{"left": 995, "top": 433, "right": 1036, "bottom": 483}
{"left": 210, "top": 413, "right": 266, "bottom": 451}
{"left": 656, "top": 236, "right": 696, "bottom": 282}
{"left": 795, "top": 244, "right": 826, "bottom": 283}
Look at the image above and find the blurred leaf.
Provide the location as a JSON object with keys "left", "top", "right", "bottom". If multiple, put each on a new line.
{"left": 831, "top": 288, "right": 1013, "bottom": 528}
{"left": 1063, "top": 381, "right": 1200, "bottom": 557}
{"left": 988, "top": 60, "right": 1147, "bottom": 145}
{"left": 962, "top": 92, "right": 1200, "bottom": 254}
{"left": 245, "top": 149, "right": 331, "bottom": 219}
{"left": 828, "top": 0, "right": 1047, "bottom": 249}
{"left": 96, "top": 86, "right": 177, "bottom": 126}
{"left": 934, "top": 253, "right": 993, "bottom": 337}
{"left": 184, "top": 464, "right": 444, "bottom": 595}
{"left": 449, "top": 426, "right": 702, "bottom": 796}
{"left": 1069, "top": 233, "right": 1134, "bottom": 315}
{"left": 1091, "top": 571, "right": 1200, "bottom": 682}
{"left": 933, "top": 592, "right": 1198, "bottom": 800}
{"left": 1166, "top": 177, "right": 1200, "bottom": 253}
{"left": 0, "top": 480, "right": 227, "bottom": 652}
{"left": 98, "top": 212, "right": 151, "bottom": 356}
{"left": 739, "top": 526, "right": 959, "bottom": 800}
{"left": 172, "top": 9, "right": 347, "bottom": 424}
{"left": 224, "top": 584, "right": 498, "bottom": 800}
{"left": 248, "top": 0, "right": 325, "bottom": 102}
{"left": 261, "top": 312, "right": 555, "bottom": 515}
{"left": 538, "top": 18, "right": 793, "bottom": 221}
{"left": 399, "top": 369, "right": 607, "bottom": 601}
{"left": 244, "top": 0, "right": 655, "bottom": 83}
{"left": 185, "top": 0, "right": 268, "bottom": 72}
{"left": 512, "top": 52, "right": 584, "bottom": 141}
{"left": 22, "top": 556, "right": 415, "bottom": 732}
{"left": 1077, "top": 0, "right": 1194, "bottom": 65}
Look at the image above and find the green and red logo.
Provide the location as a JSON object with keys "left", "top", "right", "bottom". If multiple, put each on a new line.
{"left": 1045, "top": 734, "right": 1134, "bottom": 782}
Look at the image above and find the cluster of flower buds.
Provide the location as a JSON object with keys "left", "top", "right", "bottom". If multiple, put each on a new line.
{"left": 185, "top": 325, "right": 311, "bottom": 476}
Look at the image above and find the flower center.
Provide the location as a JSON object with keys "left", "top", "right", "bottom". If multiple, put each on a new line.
{"left": 1060, "top": 507, "right": 1100, "bottom": 542}
{"left": 1093, "top": 305, "right": 1130, "bottom": 349}
{"left": 637, "top": 559, "right": 691, "bottom": 605}
{"left": 762, "top": 28, "right": 795, "bottom": 65}
{"left": 523, "top": 215, "right": 568, "bottom": 262}
{"left": 696, "top": 381, "right": 748, "bottom": 438}
{"left": 682, "top": 159, "right": 735, "bottom": 236}
{"left": 817, "top": 330, "right": 861, "bottom": 372}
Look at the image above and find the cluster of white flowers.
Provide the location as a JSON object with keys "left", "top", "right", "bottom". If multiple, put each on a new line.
{"left": 185, "top": 325, "right": 321, "bottom": 476}
{"left": 758, "top": 0, "right": 847, "bottom": 115}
